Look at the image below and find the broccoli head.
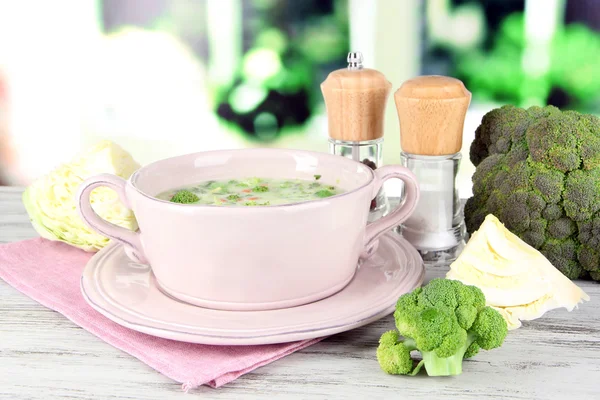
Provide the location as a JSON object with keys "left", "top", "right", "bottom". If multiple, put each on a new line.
{"left": 376, "top": 279, "right": 507, "bottom": 377}
{"left": 170, "top": 190, "right": 199, "bottom": 204}
{"left": 466, "top": 105, "right": 600, "bottom": 280}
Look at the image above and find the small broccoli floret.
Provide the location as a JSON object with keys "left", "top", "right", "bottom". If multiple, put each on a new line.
{"left": 530, "top": 164, "right": 564, "bottom": 204}
{"left": 464, "top": 197, "right": 486, "bottom": 234}
{"left": 455, "top": 285, "right": 486, "bottom": 329}
{"left": 541, "top": 239, "right": 583, "bottom": 279}
{"left": 378, "top": 279, "right": 507, "bottom": 377}
{"left": 547, "top": 218, "right": 576, "bottom": 240}
{"left": 543, "top": 204, "right": 563, "bottom": 221}
{"left": 470, "top": 307, "right": 508, "bottom": 350}
{"left": 393, "top": 288, "right": 421, "bottom": 338}
{"left": 376, "top": 330, "right": 416, "bottom": 375}
{"left": 469, "top": 105, "right": 533, "bottom": 166}
{"left": 526, "top": 112, "right": 581, "bottom": 172}
{"left": 170, "top": 190, "right": 199, "bottom": 204}
{"left": 577, "top": 215, "right": 600, "bottom": 247}
{"left": 563, "top": 169, "right": 600, "bottom": 222}
{"left": 578, "top": 114, "right": 600, "bottom": 169}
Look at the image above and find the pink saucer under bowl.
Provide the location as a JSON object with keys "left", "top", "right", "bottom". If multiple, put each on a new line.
{"left": 80, "top": 232, "right": 424, "bottom": 345}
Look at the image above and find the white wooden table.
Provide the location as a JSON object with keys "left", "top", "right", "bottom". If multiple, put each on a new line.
{"left": 1, "top": 186, "right": 599, "bottom": 399}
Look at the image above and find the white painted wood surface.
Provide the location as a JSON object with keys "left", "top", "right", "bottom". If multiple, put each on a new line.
{"left": 1, "top": 186, "right": 599, "bottom": 399}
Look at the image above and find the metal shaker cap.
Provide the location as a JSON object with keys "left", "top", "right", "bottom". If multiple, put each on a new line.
{"left": 320, "top": 51, "right": 391, "bottom": 91}
{"left": 347, "top": 52, "right": 364, "bottom": 70}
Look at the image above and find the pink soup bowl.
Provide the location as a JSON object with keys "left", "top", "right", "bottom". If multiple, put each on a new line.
{"left": 76, "top": 148, "right": 420, "bottom": 311}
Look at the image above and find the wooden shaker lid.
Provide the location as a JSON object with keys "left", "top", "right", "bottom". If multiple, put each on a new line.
{"left": 321, "top": 54, "right": 392, "bottom": 141}
{"left": 394, "top": 75, "right": 471, "bottom": 155}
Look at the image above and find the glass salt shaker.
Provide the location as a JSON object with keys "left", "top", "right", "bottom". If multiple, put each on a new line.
{"left": 321, "top": 52, "right": 392, "bottom": 222}
{"left": 394, "top": 75, "right": 471, "bottom": 266}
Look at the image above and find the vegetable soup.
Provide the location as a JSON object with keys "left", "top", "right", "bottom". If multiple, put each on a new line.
{"left": 156, "top": 175, "right": 344, "bottom": 206}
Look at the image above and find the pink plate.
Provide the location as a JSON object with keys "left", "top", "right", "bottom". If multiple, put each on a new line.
{"left": 80, "top": 232, "right": 424, "bottom": 345}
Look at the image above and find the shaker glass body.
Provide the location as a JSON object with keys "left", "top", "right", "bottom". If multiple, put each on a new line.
{"left": 397, "top": 152, "right": 466, "bottom": 265}
{"left": 329, "top": 138, "right": 389, "bottom": 221}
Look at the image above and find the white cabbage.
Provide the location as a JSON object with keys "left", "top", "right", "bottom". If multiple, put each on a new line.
{"left": 22, "top": 140, "right": 140, "bottom": 251}
{"left": 447, "top": 214, "right": 589, "bottom": 329}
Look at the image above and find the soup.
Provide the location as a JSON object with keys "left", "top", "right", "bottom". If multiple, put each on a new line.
{"left": 156, "top": 176, "right": 344, "bottom": 206}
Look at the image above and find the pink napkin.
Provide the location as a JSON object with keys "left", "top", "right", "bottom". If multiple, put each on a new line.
{"left": 0, "top": 238, "right": 322, "bottom": 391}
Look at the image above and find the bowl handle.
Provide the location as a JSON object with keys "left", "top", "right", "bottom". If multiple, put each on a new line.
{"left": 76, "top": 174, "right": 147, "bottom": 264}
{"left": 361, "top": 165, "right": 420, "bottom": 259}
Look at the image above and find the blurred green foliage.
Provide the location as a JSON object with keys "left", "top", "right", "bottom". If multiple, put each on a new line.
{"left": 215, "top": 0, "right": 349, "bottom": 141}
{"left": 456, "top": 12, "right": 600, "bottom": 110}
{"left": 551, "top": 24, "right": 600, "bottom": 101}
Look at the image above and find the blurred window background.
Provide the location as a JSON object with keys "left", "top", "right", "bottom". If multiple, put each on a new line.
{"left": 0, "top": 0, "right": 598, "bottom": 197}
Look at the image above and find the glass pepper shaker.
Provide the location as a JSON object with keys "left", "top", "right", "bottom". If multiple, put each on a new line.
{"left": 394, "top": 75, "right": 471, "bottom": 266}
{"left": 320, "top": 52, "right": 392, "bottom": 222}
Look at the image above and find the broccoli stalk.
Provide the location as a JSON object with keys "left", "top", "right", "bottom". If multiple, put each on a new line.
{"left": 377, "top": 279, "right": 508, "bottom": 377}
{"left": 420, "top": 336, "right": 471, "bottom": 376}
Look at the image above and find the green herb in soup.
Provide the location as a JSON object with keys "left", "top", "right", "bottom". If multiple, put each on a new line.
{"left": 159, "top": 176, "right": 344, "bottom": 206}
